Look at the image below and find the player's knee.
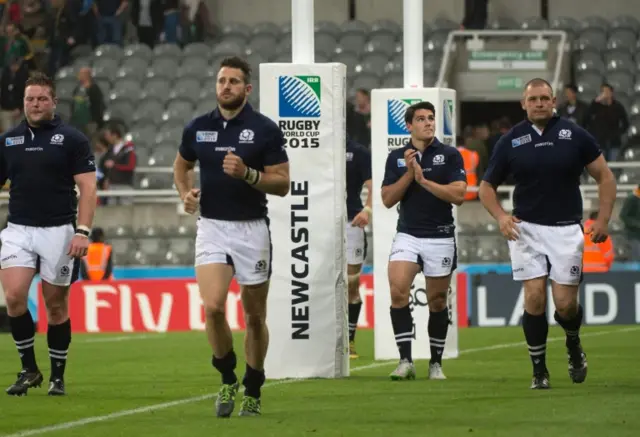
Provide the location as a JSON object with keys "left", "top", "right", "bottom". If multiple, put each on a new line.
{"left": 204, "top": 302, "right": 226, "bottom": 320}
{"left": 554, "top": 297, "right": 578, "bottom": 318}
{"left": 390, "top": 284, "right": 409, "bottom": 307}
{"left": 428, "top": 290, "right": 448, "bottom": 312}
{"left": 4, "top": 289, "right": 28, "bottom": 314}
{"left": 45, "top": 297, "right": 68, "bottom": 324}
{"left": 524, "top": 290, "right": 546, "bottom": 314}
{"left": 244, "top": 312, "right": 266, "bottom": 331}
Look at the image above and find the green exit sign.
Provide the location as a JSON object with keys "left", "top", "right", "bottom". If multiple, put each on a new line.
{"left": 497, "top": 77, "right": 524, "bottom": 90}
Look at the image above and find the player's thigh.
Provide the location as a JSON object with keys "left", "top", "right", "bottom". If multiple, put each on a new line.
{"left": 550, "top": 281, "right": 579, "bottom": 314}
{"left": 345, "top": 223, "right": 366, "bottom": 266}
{"left": 507, "top": 222, "right": 548, "bottom": 282}
{"left": 545, "top": 224, "right": 584, "bottom": 286}
{"left": 34, "top": 224, "right": 77, "bottom": 287}
{"left": 228, "top": 219, "right": 271, "bottom": 286}
{"left": 195, "top": 263, "right": 235, "bottom": 312}
{"left": 388, "top": 233, "right": 422, "bottom": 297}
{"left": 0, "top": 224, "right": 38, "bottom": 309}
{"left": 522, "top": 277, "right": 548, "bottom": 314}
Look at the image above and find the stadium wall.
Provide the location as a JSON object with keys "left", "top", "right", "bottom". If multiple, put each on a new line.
{"left": 23, "top": 264, "right": 640, "bottom": 333}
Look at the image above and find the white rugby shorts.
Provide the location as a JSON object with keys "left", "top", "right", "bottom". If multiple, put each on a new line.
{"left": 389, "top": 232, "right": 457, "bottom": 277}
{"left": 195, "top": 217, "right": 271, "bottom": 285}
{"left": 0, "top": 223, "right": 78, "bottom": 286}
{"left": 508, "top": 220, "right": 584, "bottom": 285}
{"left": 345, "top": 222, "right": 367, "bottom": 266}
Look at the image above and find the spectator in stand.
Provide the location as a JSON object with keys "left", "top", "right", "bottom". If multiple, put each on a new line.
{"left": 557, "top": 84, "right": 588, "bottom": 127}
{"left": 162, "top": 0, "right": 180, "bottom": 44}
{"left": 102, "top": 121, "right": 136, "bottom": 205}
{"left": 20, "top": 0, "right": 49, "bottom": 40}
{"left": 130, "top": 0, "right": 163, "bottom": 48}
{"left": 584, "top": 83, "right": 629, "bottom": 162}
{"left": 93, "top": 0, "right": 128, "bottom": 46}
{"left": 69, "top": 66, "right": 105, "bottom": 137}
{"left": 0, "top": 56, "right": 28, "bottom": 132}
{"left": 48, "top": 0, "right": 80, "bottom": 76}
{"left": 93, "top": 132, "right": 110, "bottom": 205}
{"left": 619, "top": 184, "right": 640, "bottom": 260}
{"left": 1, "top": 23, "right": 36, "bottom": 70}
{"left": 346, "top": 89, "right": 370, "bottom": 148}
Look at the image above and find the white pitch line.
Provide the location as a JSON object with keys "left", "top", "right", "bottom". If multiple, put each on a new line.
{"left": 3, "top": 326, "right": 639, "bottom": 437}
{"left": 81, "top": 335, "right": 165, "bottom": 344}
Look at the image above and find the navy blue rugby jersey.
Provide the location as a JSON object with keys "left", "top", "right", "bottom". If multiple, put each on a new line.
{"left": 483, "top": 115, "right": 601, "bottom": 226}
{"left": 179, "top": 103, "right": 289, "bottom": 221}
{"left": 382, "top": 138, "right": 466, "bottom": 238}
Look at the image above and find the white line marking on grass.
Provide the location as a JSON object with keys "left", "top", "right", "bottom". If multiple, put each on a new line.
{"left": 4, "top": 326, "right": 639, "bottom": 437}
{"left": 81, "top": 335, "right": 165, "bottom": 344}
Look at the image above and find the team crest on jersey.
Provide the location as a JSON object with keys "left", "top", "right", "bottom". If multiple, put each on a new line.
{"left": 558, "top": 129, "right": 572, "bottom": 140}
{"left": 196, "top": 131, "right": 218, "bottom": 143}
{"left": 5, "top": 136, "right": 24, "bottom": 146}
{"left": 511, "top": 134, "right": 532, "bottom": 148}
{"left": 239, "top": 129, "right": 254, "bottom": 144}
{"left": 346, "top": 152, "right": 353, "bottom": 161}
{"left": 397, "top": 158, "right": 406, "bottom": 167}
{"left": 433, "top": 154, "right": 445, "bottom": 165}
{"left": 50, "top": 134, "right": 64, "bottom": 145}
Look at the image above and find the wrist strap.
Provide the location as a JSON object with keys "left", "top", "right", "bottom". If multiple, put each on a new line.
{"left": 243, "top": 167, "right": 261, "bottom": 185}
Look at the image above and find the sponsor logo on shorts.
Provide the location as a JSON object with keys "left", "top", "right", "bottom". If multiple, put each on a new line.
{"left": 50, "top": 134, "right": 64, "bottom": 145}
{"left": 355, "top": 248, "right": 363, "bottom": 257}
{"left": 1, "top": 254, "right": 17, "bottom": 262}
{"left": 196, "top": 131, "right": 218, "bottom": 143}
{"left": 196, "top": 251, "right": 212, "bottom": 259}
{"left": 513, "top": 267, "right": 525, "bottom": 273}
{"left": 60, "top": 265, "right": 70, "bottom": 276}
{"left": 511, "top": 134, "right": 532, "bottom": 148}
{"left": 5, "top": 136, "right": 24, "bottom": 146}
{"left": 442, "top": 257, "right": 452, "bottom": 267}
{"left": 570, "top": 265, "right": 581, "bottom": 276}
{"left": 255, "top": 260, "right": 267, "bottom": 273}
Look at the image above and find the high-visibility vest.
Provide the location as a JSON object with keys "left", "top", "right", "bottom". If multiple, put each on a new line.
{"left": 582, "top": 219, "right": 614, "bottom": 273}
{"left": 84, "top": 243, "right": 112, "bottom": 281}
{"left": 458, "top": 147, "right": 479, "bottom": 200}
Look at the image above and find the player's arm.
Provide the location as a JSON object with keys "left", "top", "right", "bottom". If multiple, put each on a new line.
{"left": 412, "top": 151, "right": 467, "bottom": 206}
{"left": 381, "top": 151, "right": 414, "bottom": 208}
{"left": 174, "top": 125, "right": 198, "bottom": 200}
{"left": 479, "top": 136, "right": 510, "bottom": 221}
{"left": 230, "top": 126, "right": 290, "bottom": 197}
{"left": 585, "top": 155, "right": 616, "bottom": 224}
{"left": 71, "top": 137, "right": 97, "bottom": 230}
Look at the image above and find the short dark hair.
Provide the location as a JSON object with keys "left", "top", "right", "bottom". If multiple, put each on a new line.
{"left": 404, "top": 101, "right": 435, "bottom": 125}
{"left": 524, "top": 78, "right": 553, "bottom": 95}
{"left": 356, "top": 88, "right": 370, "bottom": 98}
{"left": 25, "top": 72, "right": 56, "bottom": 99}
{"left": 601, "top": 82, "right": 614, "bottom": 92}
{"left": 564, "top": 84, "right": 578, "bottom": 93}
{"left": 105, "top": 121, "right": 123, "bottom": 138}
{"left": 219, "top": 56, "right": 252, "bottom": 83}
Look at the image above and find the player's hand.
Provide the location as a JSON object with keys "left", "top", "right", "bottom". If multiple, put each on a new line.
{"left": 67, "top": 234, "right": 89, "bottom": 258}
{"left": 498, "top": 215, "right": 521, "bottom": 241}
{"left": 403, "top": 149, "right": 417, "bottom": 176}
{"left": 222, "top": 151, "right": 247, "bottom": 179}
{"left": 411, "top": 159, "right": 425, "bottom": 183}
{"left": 351, "top": 209, "right": 370, "bottom": 228}
{"left": 182, "top": 188, "right": 200, "bottom": 215}
{"left": 586, "top": 219, "right": 609, "bottom": 243}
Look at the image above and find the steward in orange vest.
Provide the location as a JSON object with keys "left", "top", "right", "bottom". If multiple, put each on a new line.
{"left": 80, "top": 228, "right": 114, "bottom": 281}
{"left": 583, "top": 212, "right": 614, "bottom": 273}
{"left": 458, "top": 146, "right": 479, "bottom": 200}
